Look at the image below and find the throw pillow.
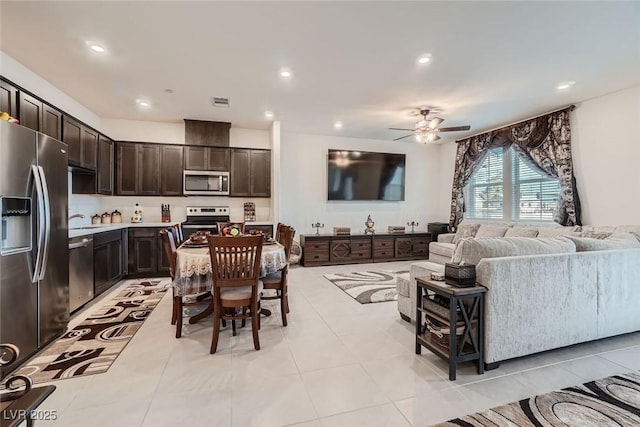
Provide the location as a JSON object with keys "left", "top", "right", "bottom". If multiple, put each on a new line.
{"left": 452, "top": 236, "right": 576, "bottom": 266}
{"left": 474, "top": 225, "right": 510, "bottom": 238}
{"left": 565, "top": 233, "right": 640, "bottom": 252}
{"left": 504, "top": 227, "right": 538, "bottom": 238}
{"left": 452, "top": 222, "right": 481, "bottom": 244}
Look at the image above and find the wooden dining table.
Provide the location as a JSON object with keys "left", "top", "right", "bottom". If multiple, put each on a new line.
{"left": 172, "top": 240, "right": 288, "bottom": 323}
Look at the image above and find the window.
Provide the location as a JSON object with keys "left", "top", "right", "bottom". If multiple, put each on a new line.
{"left": 464, "top": 147, "right": 561, "bottom": 222}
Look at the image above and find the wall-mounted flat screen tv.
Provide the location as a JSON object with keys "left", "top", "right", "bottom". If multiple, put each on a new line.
{"left": 327, "top": 149, "right": 406, "bottom": 201}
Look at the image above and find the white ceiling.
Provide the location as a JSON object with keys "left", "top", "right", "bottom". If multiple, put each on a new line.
{"left": 1, "top": 1, "right": 639, "bottom": 143}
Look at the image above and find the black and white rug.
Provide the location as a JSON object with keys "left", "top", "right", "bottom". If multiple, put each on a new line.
{"left": 436, "top": 371, "right": 640, "bottom": 426}
{"left": 323, "top": 270, "right": 407, "bottom": 304}
{"left": 9, "top": 278, "right": 168, "bottom": 384}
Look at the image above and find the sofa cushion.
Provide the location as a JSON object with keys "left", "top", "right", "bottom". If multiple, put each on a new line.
{"left": 581, "top": 225, "right": 616, "bottom": 239}
{"left": 452, "top": 221, "right": 481, "bottom": 243}
{"left": 536, "top": 226, "right": 582, "bottom": 238}
{"left": 452, "top": 236, "right": 576, "bottom": 266}
{"left": 565, "top": 232, "right": 640, "bottom": 252}
{"left": 614, "top": 225, "right": 640, "bottom": 235}
{"left": 429, "top": 241, "right": 455, "bottom": 257}
{"left": 504, "top": 227, "right": 538, "bottom": 237}
{"left": 475, "top": 224, "right": 510, "bottom": 238}
{"left": 396, "top": 272, "right": 411, "bottom": 297}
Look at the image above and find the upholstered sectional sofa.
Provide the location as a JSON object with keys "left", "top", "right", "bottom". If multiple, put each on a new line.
{"left": 397, "top": 221, "right": 640, "bottom": 366}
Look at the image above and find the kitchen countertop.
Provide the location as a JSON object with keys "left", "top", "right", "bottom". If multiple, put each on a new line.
{"left": 68, "top": 222, "right": 174, "bottom": 238}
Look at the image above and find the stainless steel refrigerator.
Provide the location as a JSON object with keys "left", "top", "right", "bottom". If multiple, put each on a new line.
{"left": 0, "top": 120, "right": 69, "bottom": 375}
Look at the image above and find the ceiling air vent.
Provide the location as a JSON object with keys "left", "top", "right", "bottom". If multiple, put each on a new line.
{"left": 211, "top": 97, "right": 230, "bottom": 108}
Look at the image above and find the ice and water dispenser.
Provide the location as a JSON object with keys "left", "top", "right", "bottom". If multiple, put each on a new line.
{"left": 0, "top": 197, "right": 32, "bottom": 256}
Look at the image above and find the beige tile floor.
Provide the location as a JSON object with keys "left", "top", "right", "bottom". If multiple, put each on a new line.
{"left": 33, "top": 260, "right": 640, "bottom": 427}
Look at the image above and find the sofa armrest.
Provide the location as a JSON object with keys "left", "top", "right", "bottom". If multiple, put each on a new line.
{"left": 437, "top": 233, "right": 455, "bottom": 243}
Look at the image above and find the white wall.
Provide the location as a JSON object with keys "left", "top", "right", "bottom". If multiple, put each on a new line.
{"left": 0, "top": 51, "right": 101, "bottom": 128}
{"left": 434, "top": 85, "right": 640, "bottom": 225}
{"left": 279, "top": 132, "right": 441, "bottom": 236}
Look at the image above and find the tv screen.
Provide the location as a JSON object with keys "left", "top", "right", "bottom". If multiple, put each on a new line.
{"left": 327, "top": 149, "right": 406, "bottom": 201}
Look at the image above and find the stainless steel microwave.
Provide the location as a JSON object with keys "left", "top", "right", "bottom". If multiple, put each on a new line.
{"left": 183, "top": 171, "right": 230, "bottom": 195}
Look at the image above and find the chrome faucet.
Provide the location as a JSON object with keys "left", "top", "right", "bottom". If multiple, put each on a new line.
{"left": 69, "top": 214, "right": 85, "bottom": 220}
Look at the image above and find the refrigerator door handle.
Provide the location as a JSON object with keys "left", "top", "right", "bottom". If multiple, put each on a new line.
{"left": 30, "top": 165, "right": 46, "bottom": 283}
{"left": 37, "top": 166, "right": 51, "bottom": 281}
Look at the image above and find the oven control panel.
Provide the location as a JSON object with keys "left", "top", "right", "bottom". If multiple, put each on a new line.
{"left": 186, "top": 206, "right": 229, "bottom": 216}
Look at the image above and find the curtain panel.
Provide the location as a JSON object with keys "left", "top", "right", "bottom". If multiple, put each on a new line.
{"left": 449, "top": 106, "right": 581, "bottom": 227}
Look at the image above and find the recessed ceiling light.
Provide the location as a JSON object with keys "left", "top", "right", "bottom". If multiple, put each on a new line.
{"left": 264, "top": 111, "right": 274, "bottom": 119}
{"left": 334, "top": 121, "right": 343, "bottom": 129}
{"left": 417, "top": 54, "right": 432, "bottom": 64}
{"left": 280, "top": 68, "right": 293, "bottom": 78}
{"left": 557, "top": 81, "right": 575, "bottom": 90}
{"left": 89, "top": 44, "right": 105, "bottom": 53}
{"left": 136, "top": 99, "right": 151, "bottom": 108}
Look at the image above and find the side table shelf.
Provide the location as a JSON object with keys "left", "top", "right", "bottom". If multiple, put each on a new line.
{"left": 415, "top": 277, "right": 486, "bottom": 380}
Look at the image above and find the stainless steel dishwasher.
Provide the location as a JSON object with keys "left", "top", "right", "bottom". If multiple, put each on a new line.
{"left": 68, "top": 236, "right": 94, "bottom": 313}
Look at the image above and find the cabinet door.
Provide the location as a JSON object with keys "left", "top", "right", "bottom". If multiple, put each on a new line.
{"left": 207, "top": 147, "right": 230, "bottom": 171}
{"left": 184, "top": 146, "right": 207, "bottom": 170}
{"left": 230, "top": 149, "right": 250, "bottom": 197}
{"left": 350, "top": 238, "right": 372, "bottom": 261}
{"left": 160, "top": 145, "right": 184, "bottom": 196}
{"left": 249, "top": 150, "right": 271, "bottom": 197}
{"left": 18, "top": 92, "right": 42, "bottom": 132}
{"left": 157, "top": 235, "right": 171, "bottom": 274}
{"left": 330, "top": 239, "right": 351, "bottom": 262}
{"left": 138, "top": 144, "right": 160, "bottom": 195}
{"left": 41, "top": 104, "right": 62, "bottom": 140}
{"left": 82, "top": 126, "right": 98, "bottom": 171}
{"left": 411, "top": 235, "right": 430, "bottom": 257}
{"left": 131, "top": 236, "right": 157, "bottom": 274}
{"left": 98, "top": 135, "right": 114, "bottom": 195}
{"left": 395, "top": 237, "right": 413, "bottom": 258}
{"left": 373, "top": 237, "right": 395, "bottom": 259}
{"left": 63, "top": 116, "right": 82, "bottom": 167}
{"left": 0, "top": 80, "right": 17, "bottom": 117}
{"left": 116, "top": 142, "right": 138, "bottom": 195}
{"left": 94, "top": 244, "right": 110, "bottom": 295}
{"left": 108, "top": 240, "right": 123, "bottom": 282}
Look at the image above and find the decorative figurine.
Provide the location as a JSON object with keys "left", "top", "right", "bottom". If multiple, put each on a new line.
{"left": 312, "top": 222, "right": 325, "bottom": 235}
{"left": 364, "top": 215, "right": 375, "bottom": 234}
{"left": 407, "top": 221, "right": 419, "bottom": 232}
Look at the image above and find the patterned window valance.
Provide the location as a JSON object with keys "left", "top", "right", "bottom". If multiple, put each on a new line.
{"left": 450, "top": 106, "right": 581, "bottom": 227}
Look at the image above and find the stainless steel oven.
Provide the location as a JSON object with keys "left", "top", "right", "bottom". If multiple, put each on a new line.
{"left": 181, "top": 206, "right": 230, "bottom": 236}
{"left": 183, "top": 171, "right": 229, "bottom": 196}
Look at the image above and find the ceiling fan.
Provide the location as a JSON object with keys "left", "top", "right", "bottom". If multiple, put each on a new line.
{"left": 389, "top": 108, "right": 471, "bottom": 142}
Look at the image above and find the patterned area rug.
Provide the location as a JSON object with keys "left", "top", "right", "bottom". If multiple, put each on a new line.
{"left": 323, "top": 270, "right": 407, "bottom": 304}
{"left": 436, "top": 371, "right": 640, "bottom": 426}
{"left": 10, "top": 278, "right": 168, "bottom": 385}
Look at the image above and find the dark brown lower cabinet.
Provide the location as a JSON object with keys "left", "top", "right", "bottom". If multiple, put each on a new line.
{"left": 127, "top": 227, "right": 170, "bottom": 278}
{"left": 300, "top": 232, "right": 432, "bottom": 267}
{"left": 94, "top": 230, "right": 125, "bottom": 296}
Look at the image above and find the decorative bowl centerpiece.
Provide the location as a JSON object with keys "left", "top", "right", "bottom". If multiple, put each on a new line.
{"left": 221, "top": 225, "right": 241, "bottom": 237}
{"left": 189, "top": 231, "right": 210, "bottom": 244}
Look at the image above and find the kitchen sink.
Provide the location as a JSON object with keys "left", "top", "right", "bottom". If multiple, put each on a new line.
{"left": 70, "top": 225, "right": 104, "bottom": 230}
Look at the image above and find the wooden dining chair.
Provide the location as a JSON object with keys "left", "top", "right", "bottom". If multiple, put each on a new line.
{"left": 169, "top": 223, "right": 185, "bottom": 245}
{"left": 160, "top": 228, "right": 209, "bottom": 338}
{"left": 261, "top": 224, "right": 295, "bottom": 326}
{"left": 207, "top": 234, "right": 264, "bottom": 354}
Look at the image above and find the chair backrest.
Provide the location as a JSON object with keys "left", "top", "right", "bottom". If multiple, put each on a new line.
{"left": 207, "top": 234, "right": 264, "bottom": 289}
{"left": 217, "top": 222, "right": 245, "bottom": 236}
{"left": 275, "top": 222, "right": 285, "bottom": 242}
{"left": 277, "top": 224, "right": 296, "bottom": 259}
{"left": 159, "top": 228, "right": 178, "bottom": 280}
{"left": 169, "top": 223, "right": 184, "bottom": 245}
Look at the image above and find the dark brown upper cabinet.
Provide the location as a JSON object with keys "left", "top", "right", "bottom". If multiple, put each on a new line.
{"left": 97, "top": 134, "right": 114, "bottom": 195}
{"left": 160, "top": 145, "right": 183, "bottom": 196}
{"left": 184, "top": 146, "right": 230, "bottom": 171}
{"left": 16, "top": 92, "right": 62, "bottom": 140}
{"left": 116, "top": 142, "right": 179, "bottom": 196}
{"left": 63, "top": 115, "right": 97, "bottom": 171}
{"left": 0, "top": 80, "right": 17, "bottom": 117}
{"left": 184, "top": 119, "right": 230, "bottom": 146}
{"left": 230, "top": 148, "right": 271, "bottom": 198}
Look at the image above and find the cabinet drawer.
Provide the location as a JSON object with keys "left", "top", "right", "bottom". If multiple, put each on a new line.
{"left": 306, "top": 251, "right": 329, "bottom": 262}
{"left": 373, "top": 238, "right": 394, "bottom": 249}
{"left": 351, "top": 250, "right": 371, "bottom": 259}
{"left": 94, "top": 229, "right": 122, "bottom": 246}
{"left": 412, "top": 238, "right": 430, "bottom": 246}
{"left": 306, "top": 241, "right": 329, "bottom": 252}
{"left": 130, "top": 227, "right": 159, "bottom": 238}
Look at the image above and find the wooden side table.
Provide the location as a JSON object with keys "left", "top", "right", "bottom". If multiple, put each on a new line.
{"left": 415, "top": 277, "right": 486, "bottom": 380}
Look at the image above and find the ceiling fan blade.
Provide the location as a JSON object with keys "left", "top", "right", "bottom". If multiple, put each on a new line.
{"left": 388, "top": 127, "right": 415, "bottom": 131}
{"left": 438, "top": 125, "right": 471, "bottom": 132}
{"left": 392, "top": 134, "right": 415, "bottom": 141}
{"left": 428, "top": 117, "right": 444, "bottom": 129}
